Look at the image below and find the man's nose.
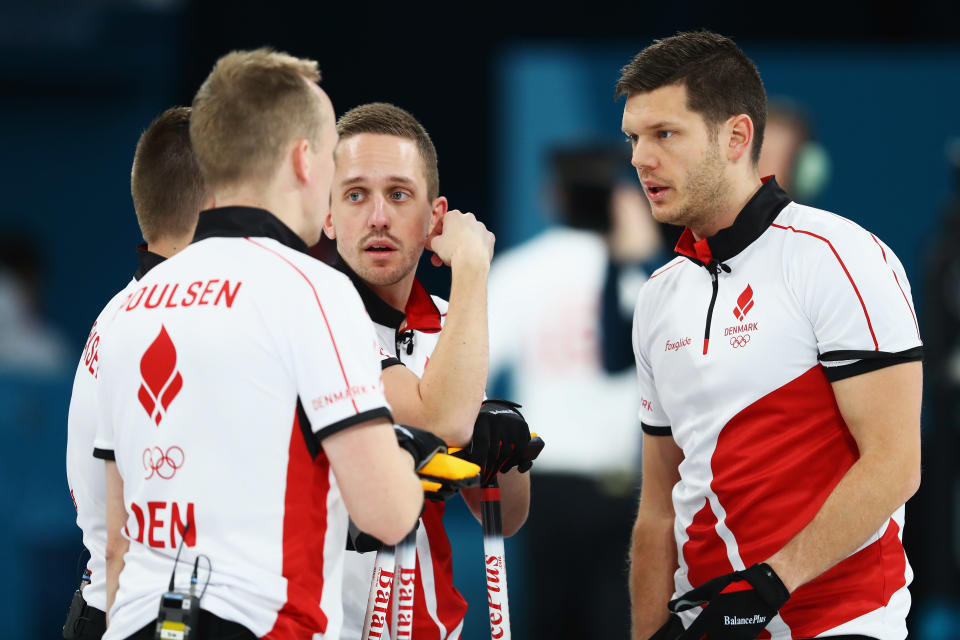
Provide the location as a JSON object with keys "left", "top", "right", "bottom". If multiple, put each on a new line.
{"left": 632, "top": 139, "right": 659, "bottom": 173}
{"left": 368, "top": 194, "right": 390, "bottom": 228}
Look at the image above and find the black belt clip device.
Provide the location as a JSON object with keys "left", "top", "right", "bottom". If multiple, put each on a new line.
{"left": 154, "top": 590, "right": 200, "bottom": 640}
{"left": 154, "top": 522, "right": 201, "bottom": 640}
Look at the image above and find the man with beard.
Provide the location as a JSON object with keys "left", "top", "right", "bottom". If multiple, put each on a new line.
{"left": 621, "top": 32, "right": 922, "bottom": 640}
{"left": 323, "top": 102, "right": 532, "bottom": 639}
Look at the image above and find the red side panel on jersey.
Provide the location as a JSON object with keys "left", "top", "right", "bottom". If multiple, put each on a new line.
{"left": 709, "top": 365, "right": 857, "bottom": 567}
{"left": 780, "top": 519, "right": 906, "bottom": 637}
{"left": 412, "top": 501, "right": 467, "bottom": 639}
{"left": 700, "top": 364, "right": 906, "bottom": 634}
{"left": 682, "top": 498, "right": 734, "bottom": 589}
{"left": 264, "top": 412, "right": 330, "bottom": 639}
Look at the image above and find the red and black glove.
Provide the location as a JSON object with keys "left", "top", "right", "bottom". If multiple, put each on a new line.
{"left": 455, "top": 399, "right": 533, "bottom": 485}
{"left": 668, "top": 563, "right": 790, "bottom": 640}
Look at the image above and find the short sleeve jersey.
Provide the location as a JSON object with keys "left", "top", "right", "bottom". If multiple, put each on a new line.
{"left": 334, "top": 258, "right": 467, "bottom": 640}
{"left": 65, "top": 248, "right": 164, "bottom": 612}
{"left": 93, "top": 208, "right": 392, "bottom": 640}
{"left": 632, "top": 179, "right": 922, "bottom": 640}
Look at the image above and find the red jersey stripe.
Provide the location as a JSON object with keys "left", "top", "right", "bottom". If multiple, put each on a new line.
{"left": 264, "top": 411, "right": 331, "bottom": 638}
{"left": 770, "top": 223, "right": 879, "bottom": 350}
{"left": 245, "top": 237, "right": 360, "bottom": 413}
{"left": 869, "top": 233, "right": 920, "bottom": 339}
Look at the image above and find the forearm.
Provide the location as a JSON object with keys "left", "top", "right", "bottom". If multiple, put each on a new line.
{"left": 462, "top": 467, "right": 531, "bottom": 536}
{"left": 497, "top": 468, "right": 530, "bottom": 537}
{"left": 630, "top": 512, "right": 677, "bottom": 639}
{"left": 104, "top": 460, "right": 128, "bottom": 621}
{"left": 104, "top": 538, "right": 128, "bottom": 619}
{"left": 416, "top": 257, "right": 489, "bottom": 446}
{"left": 765, "top": 450, "right": 920, "bottom": 592}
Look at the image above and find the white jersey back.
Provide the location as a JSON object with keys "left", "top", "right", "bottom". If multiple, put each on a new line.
{"left": 94, "top": 208, "right": 392, "bottom": 639}
{"left": 66, "top": 276, "right": 137, "bottom": 612}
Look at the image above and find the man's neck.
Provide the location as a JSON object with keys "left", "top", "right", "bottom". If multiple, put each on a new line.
{"left": 690, "top": 172, "right": 764, "bottom": 241}
{"left": 147, "top": 233, "right": 194, "bottom": 259}
{"left": 212, "top": 184, "right": 308, "bottom": 245}
{"left": 368, "top": 269, "right": 417, "bottom": 313}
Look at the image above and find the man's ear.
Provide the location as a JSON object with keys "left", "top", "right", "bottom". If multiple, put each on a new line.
{"left": 726, "top": 114, "right": 754, "bottom": 164}
{"left": 322, "top": 211, "right": 337, "bottom": 240}
{"left": 428, "top": 196, "right": 448, "bottom": 236}
{"left": 292, "top": 138, "right": 312, "bottom": 184}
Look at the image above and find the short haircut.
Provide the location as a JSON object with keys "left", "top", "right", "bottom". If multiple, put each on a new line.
{"left": 336, "top": 103, "right": 439, "bottom": 200}
{"left": 616, "top": 31, "right": 767, "bottom": 164}
{"left": 190, "top": 48, "right": 324, "bottom": 190}
{"left": 131, "top": 106, "right": 208, "bottom": 244}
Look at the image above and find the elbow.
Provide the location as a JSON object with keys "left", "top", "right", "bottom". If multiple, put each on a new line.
{"left": 105, "top": 538, "right": 128, "bottom": 566}
{"left": 353, "top": 479, "right": 423, "bottom": 545}
{"left": 502, "top": 511, "right": 528, "bottom": 538}
{"left": 903, "top": 463, "right": 922, "bottom": 504}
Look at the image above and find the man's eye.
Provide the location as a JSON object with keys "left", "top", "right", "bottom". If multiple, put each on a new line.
{"left": 347, "top": 191, "right": 363, "bottom": 202}
{"left": 391, "top": 191, "right": 409, "bottom": 201}
{"left": 624, "top": 134, "right": 638, "bottom": 144}
{"left": 658, "top": 130, "right": 675, "bottom": 140}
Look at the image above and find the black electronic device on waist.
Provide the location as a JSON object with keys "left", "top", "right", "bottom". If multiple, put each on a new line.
{"left": 154, "top": 523, "right": 203, "bottom": 640}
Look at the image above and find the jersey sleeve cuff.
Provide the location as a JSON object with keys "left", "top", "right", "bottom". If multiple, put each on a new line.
{"left": 380, "top": 357, "right": 403, "bottom": 370}
{"left": 641, "top": 422, "right": 672, "bottom": 436}
{"left": 314, "top": 407, "right": 394, "bottom": 442}
{"left": 819, "top": 346, "right": 923, "bottom": 382}
{"left": 93, "top": 448, "right": 115, "bottom": 461}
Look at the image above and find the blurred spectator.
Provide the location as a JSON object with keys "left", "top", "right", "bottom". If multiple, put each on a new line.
{"left": 758, "top": 98, "right": 831, "bottom": 202}
{"left": 0, "top": 235, "right": 70, "bottom": 376}
{"left": 487, "top": 144, "right": 669, "bottom": 640}
{"left": 911, "top": 136, "right": 960, "bottom": 637}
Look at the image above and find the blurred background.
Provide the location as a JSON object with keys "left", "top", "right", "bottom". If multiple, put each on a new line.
{"left": 1, "top": 0, "right": 959, "bottom": 637}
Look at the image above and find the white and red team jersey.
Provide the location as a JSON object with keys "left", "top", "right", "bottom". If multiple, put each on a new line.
{"left": 334, "top": 259, "right": 467, "bottom": 640}
{"left": 633, "top": 179, "right": 922, "bottom": 640}
{"left": 93, "top": 208, "right": 393, "bottom": 640}
{"left": 66, "top": 248, "right": 166, "bottom": 614}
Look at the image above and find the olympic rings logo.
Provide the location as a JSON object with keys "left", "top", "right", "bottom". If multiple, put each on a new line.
{"left": 143, "top": 446, "right": 185, "bottom": 480}
{"left": 729, "top": 334, "right": 751, "bottom": 348}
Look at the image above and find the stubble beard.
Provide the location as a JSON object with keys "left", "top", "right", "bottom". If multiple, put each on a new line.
{"left": 351, "top": 243, "right": 423, "bottom": 288}
{"left": 671, "top": 142, "right": 730, "bottom": 234}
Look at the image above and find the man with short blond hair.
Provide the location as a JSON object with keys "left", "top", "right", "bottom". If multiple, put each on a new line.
{"left": 65, "top": 105, "right": 208, "bottom": 640}
{"left": 96, "top": 51, "right": 432, "bottom": 640}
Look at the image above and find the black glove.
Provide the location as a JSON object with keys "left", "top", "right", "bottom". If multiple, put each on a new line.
{"left": 346, "top": 517, "right": 421, "bottom": 553}
{"left": 668, "top": 563, "right": 790, "bottom": 640}
{"left": 394, "top": 424, "right": 446, "bottom": 470}
{"left": 455, "top": 399, "right": 531, "bottom": 485}
{"left": 345, "top": 518, "right": 383, "bottom": 553}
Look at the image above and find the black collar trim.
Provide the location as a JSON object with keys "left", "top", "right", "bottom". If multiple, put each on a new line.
{"left": 134, "top": 244, "right": 166, "bottom": 281}
{"left": 192, "top": 206, "right": 308, "bottom": 254}
{"left": 333, "top": 256, "right": 406, "bottom": 329}
{"left": 332, "top": 255, "right": 442, "bottom": 332}
{"left": 674, "top": 177, "right": 792, "bottom": 265}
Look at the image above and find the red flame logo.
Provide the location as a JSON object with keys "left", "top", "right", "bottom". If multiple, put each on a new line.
{"left": 138, "top": 325, "right": 183, "bottom": 426}
{"left": 733, "top": 284, "right": 755, "bottom": 321}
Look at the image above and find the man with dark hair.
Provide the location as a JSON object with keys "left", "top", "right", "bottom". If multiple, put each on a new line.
{"left": 324, "top": 102, "right": 532, "bottom": 639}
{"left": 621, "top": 31, "right": 921, "bottom": 639}
{"left": 64, "top": 106, "right": 210, "bottom": 640}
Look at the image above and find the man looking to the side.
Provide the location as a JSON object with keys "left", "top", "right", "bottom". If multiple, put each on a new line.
{"left": 622, "top": 31, "right": 921, "bottom": 640}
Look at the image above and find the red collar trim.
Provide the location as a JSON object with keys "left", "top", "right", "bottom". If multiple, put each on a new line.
{"left": 674, "top": 228, "right": 714, "bottom": 263}
{"left": 400, "top": 279, "right": 442, "bottom": 333}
